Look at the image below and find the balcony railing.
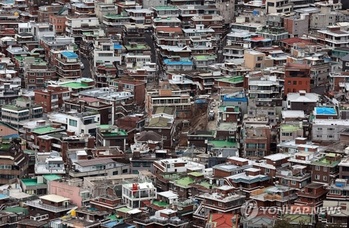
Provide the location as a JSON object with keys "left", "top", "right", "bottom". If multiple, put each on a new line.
{"left": 25, "top": 200, "right": 76, "bottom": 213}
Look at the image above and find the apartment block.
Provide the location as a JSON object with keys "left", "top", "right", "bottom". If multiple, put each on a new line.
{"left": 1, "top": 97, "right": 43, "bottom": 129}
{"left": 34, "top": 85, "right": 70, "bottom": 113}
{"left": 284, "top": 62, "right": 311, "bottom": 95}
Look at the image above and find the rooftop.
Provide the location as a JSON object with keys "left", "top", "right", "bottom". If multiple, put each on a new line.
{"left": 208, "top": 140, "right": 237, "bottom": 148}
{"left": 314, "top": 106, "right": 337, "bottom": 116}
{"left": 312, "top": 155, "right": 340, "bottom": 167}
{"left": 32, "top": 126, "right": 64, "bottom": 135}
{"left": 174, "top": 176, "right": 194, "bottom": 188}
{"left": 61, "top": 51, "right": 78, "bottom": 59}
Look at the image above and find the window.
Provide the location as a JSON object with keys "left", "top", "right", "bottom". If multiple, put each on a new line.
{"left": 69, "top": 119, "right": 77, "bottom": 127}
{"left": 315, "top": 175, "right": 320, "bottom": 180}
{"left": 323, "top": 167, "right": 327, "bottom": 172}
{"left": 323, "top": 176, "right": 327, "bottom": 181}
{"left": 315, "top": 166, "right": 320, "bottom": 171}
{"left": 291, "top": 180, "right": 296, "bottom": 185}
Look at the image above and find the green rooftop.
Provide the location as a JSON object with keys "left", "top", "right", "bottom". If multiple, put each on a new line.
{"left": 43, "top": 174, "right": 62, "bottom": 181}
{"left": 153, "top": 200, "right": 169, "bottom": 207}
{"left": 15, "top": 56, "right": 44, "bottom": 63}
{"left": 194, "top": 55, "right": 217, "bottom": 61}
{"left": 124, "top": 44, "right": 150, "bottom": 50}
{"left": 104, "top": 13, "right": 129, "bottom": 19}
{"left": 22, "top": 178, "right": 44, "bottom": 187}
{"left": 0, "top": 143, "right": 11, "bottom": 151}
{"left": 175, "top": 177, "right": 194, "bottom": 188}
{"left": 218, "top": 105, "right": 240, "bottom": 113}
{"left": 200, "top": 181, "right": 213, "bottom": 189}
{"left": 116, "top": 207, "right": 132, "bottom": 213}
{"left": 99, "top": 125, "right": 127, "bottom": 136}
{"left": 60, "top": 80, "right": 93, "bottom": 89}
{"left": 312, "top": 156, "right": 341, "bottom": 167}
{"left": 4, "top": 206, "right": 28, "bottom": 215}
{"left": 2, "top": 104, "right": 29, "bottom": 111}
{"left": 280, "top": 124, "right": 302, "bottom": 132}
{"left": 148, "top": 117, "right": 170, "bottom": 128}
{"left": 32, "top": 126, "right": 63, "bottom": 135}
{"left": 216, "top": 76, "right": 244, "bottom": 84}
{"left": 208, "top": 140, "right": 237, "bottom": 148}
{"left": 188, "top": 172, "right": 204, "bottom": 177}
{"left": 163, "top": 173, "right": 181, "bottom": 180}
{"left": 153, "top": 6, "right": 178, "bottom": 10}
{"left": 282, "top": 214, "right": 312, "bottom": 224}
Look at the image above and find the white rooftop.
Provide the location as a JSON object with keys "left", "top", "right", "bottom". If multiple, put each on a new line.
{"left": 40, "top": 194, "right": 70, "bottom": 203}
{"left": 157, "top": 191, "right": 178, "bottom": 199}
{"left": 287, "top": 92, "right": 319, "bottom": 103}
{"left": 264, "top": 153, "right": 290, "bottom": 161}
{"left": 282, "top": 110, "right": 305, "bottom": 119}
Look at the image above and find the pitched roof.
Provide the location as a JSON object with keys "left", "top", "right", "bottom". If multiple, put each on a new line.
{"left": 209, "top": 213, "right": 233, "bottom": 227}
{"left": 135, "top": 131, "right": 162, "bottom": 142}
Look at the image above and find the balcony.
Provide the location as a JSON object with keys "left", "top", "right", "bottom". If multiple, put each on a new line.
{"left": 25, "top": 199, "right": 76, "bottom": 213}
{"left": 134, "top": 217, "right": 189, "bottom": 227}
{"left": 69, "top": 167, "right": 120, "bottom": 178}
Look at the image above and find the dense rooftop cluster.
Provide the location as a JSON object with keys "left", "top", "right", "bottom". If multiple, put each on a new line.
{"left": 0, "top": 0, "right": 349, "bottom": 227}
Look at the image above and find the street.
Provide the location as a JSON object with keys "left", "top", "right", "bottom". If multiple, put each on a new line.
{"left": 80, "top": 54, "right": 92, "bottom": 78}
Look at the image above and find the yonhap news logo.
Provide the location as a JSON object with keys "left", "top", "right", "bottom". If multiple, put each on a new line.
{"left": 240, "top": 200, "right": 342, "bottom": 220}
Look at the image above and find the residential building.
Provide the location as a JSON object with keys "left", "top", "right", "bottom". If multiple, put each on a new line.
{"left": 311, "top": 153, "right": 341, "bottom": 184}
{"left": 122, "top": 23, "right": 146, "bottom": 44}
{"left": 295, "top": 183, "right": 328, "bottom": 207}
{"left": 286, "top": 91, "right": 320, "bottom": 114}
{"left": 122, "top": 181, "right": 156, "bottom": 208}
{"left": 64, "top": 97, "right": 112, "bottom": 125}
{"left": 65, "top": 16, "right": 100, "bottom": 38}
{"left": 25, "top": 194, "right": 76, "bottom": 219}
{"left": 49, "top": 179, "right": 90, "bottom": 207}
{"left": 0, "top": 139, "right": 28, "bottom": 184}
{"left": 53, "top": 51, "right": 82, "bottom": 79}
{"left": 1, "top": 97, "right": 43, "bottom": 129}
{"left": 69, "top": 158, "right": 129, "bottom": 178}
{"left": 49, "top": 111, "right": 100, "bottom": 136}
{"left": 20, "top": 175, "right": 61, "bottom": 196}
{"left": 145, "top": 82, "right": 192, "bottom": 119}
{"left": 24, "top": 59, "right": 57, "bottom": 89}
{"left": 284, "top": 13, "right": 310, "bottom": 37}
{"left": 96, "top": 125, "right": 127, "bottom": 151}
{"left": 134, "top": 209, "right": 189, "bottom": 227}
{"left": 265, "top": 0, "right": 293, "bottom": 14}
{"left": 193, "top": 187, "right": 245, "bottom": 228}
{"left": 93, "top": 38, "right": 123, "bottom": 68}
{"left": 35, "top": 152, "right": 65, "bottom": 175}
{"left": 242, "top": 116, "right": 272, "bottom": 158}
{"left": 313, "top": 26, "right": 349, "bottom": 48}
{"left": 34, "top": 85, "right": 71, "bottom": 113}
{"left": 275, "top": 164, "right": 311, "bottom": 189}
{"left": 154, "top": 158, "right": 205, "bottom": 191}
{"left": 250, "top": 185, "right": 298, "bottom": 207}
{"left": 79, "top": 88, "right": 135, "bottom": 122}
{"left": 284, "top": 62, "right": 311, "bottom": 95}
{"left": 49, "top": 15, "right": 67, "bottom": 35}
{"left": 0, "top": 84, "right": 22, "bottom": 105}
{"left": 244, "top": 50, "right": 273, "bottom": 71}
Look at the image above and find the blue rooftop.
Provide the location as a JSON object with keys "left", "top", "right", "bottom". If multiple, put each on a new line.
{"left": 61, "top": 51, "right": 78, "bottom": 59}
{"left": 2, "top": 134, "right": 19, "bottom": 140}
{"left": 0, "top": 194, "right": 8, "bottom": 200}
{"left": 222, "top": 95, "right": 248, "bottom": 102}
{"left": 163, "top": 58, "right": 193, "bottom": 66}
{"left": 315, "top": 107, "right": 337, "bottom": 115}
{"left": 114, "top": 44, "right": 123, "bottom": 50}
